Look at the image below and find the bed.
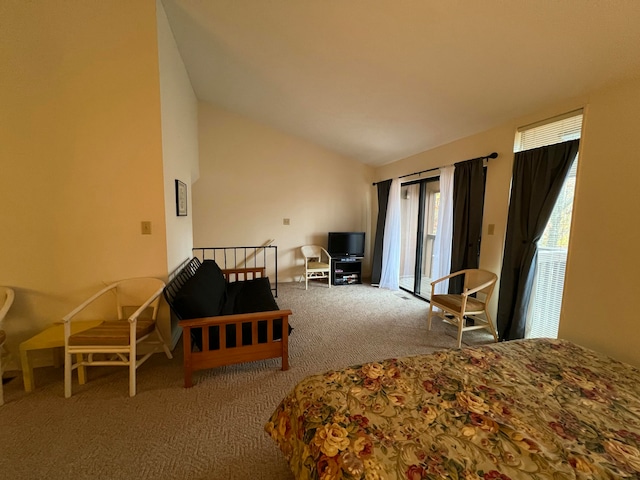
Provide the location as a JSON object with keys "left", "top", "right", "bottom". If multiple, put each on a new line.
{"left": 265, "top": 338, "right": 640, "bottom": 479}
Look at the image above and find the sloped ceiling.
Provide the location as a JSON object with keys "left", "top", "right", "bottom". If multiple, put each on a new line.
{"left": 161, "top": 0, "right": 640, "bottom": 166}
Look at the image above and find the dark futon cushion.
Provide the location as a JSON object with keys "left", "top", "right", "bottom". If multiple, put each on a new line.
{"left": 221, "top": 277, "right": 279, "bottom": 347}
{"left": 222, "top": 277, "right": 279, "bottom": 315}
{"left": 171, "top": 260, "right": 227, "bottom": 320}
{"left": 218, "top": 277, "right": 293, "bottom": 349}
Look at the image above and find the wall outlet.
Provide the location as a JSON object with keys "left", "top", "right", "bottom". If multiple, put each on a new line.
{"left": 283, "top": 218, "right": 290, "bottom": 225}
{"left": 141, "top": 221, "right": 152, "bottom": 235}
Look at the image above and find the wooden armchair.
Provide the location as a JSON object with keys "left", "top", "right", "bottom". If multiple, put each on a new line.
{"left": 63, "top": 278, "right": 172, "bottom": 397}
{"left": 300, "top": 245, "right": 332, "bottom": 289}
{"left": 427, "top": 269, "right": 499, "bottom": 348}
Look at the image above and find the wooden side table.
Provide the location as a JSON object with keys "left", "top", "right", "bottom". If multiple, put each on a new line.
{"left": 19, "top": 320, "right": 103, "bottom": 392}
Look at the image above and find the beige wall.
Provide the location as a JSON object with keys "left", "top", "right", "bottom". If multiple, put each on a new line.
{"left": 156, "top": 0, "right": 199, "bottom": 346}
{"left": 0, "top": 1, "right": 168, "bottom": 368}
{"left": 3, "top": 0, "right": 638, "bottom": 373}
{"left": 375, "top": 79, "right": 640, "bottom": 366}
{"left": 559, "top": 77, "right": 640, "bottom": 366}
{"left": 194, "top": 103, "right": 374, "bottom": 282}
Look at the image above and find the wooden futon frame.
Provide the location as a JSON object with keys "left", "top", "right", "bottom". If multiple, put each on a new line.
{"left": 164, "top": 255, "right": 291, "bottom": 387}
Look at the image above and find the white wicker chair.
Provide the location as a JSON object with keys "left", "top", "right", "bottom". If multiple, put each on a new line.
{"left": 300, "top": 245, "right": 332, "bottom": 290}
{"left": 0, "top": 287, "right": 15, "bottom": 405}
{"left": 63, "top": 278, "right": 172, "bottom": 398}
{"left": 427, "top": 269, "right": 499, "bottom": 348}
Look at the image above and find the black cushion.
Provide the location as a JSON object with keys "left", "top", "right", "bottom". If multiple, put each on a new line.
{"left": 220, "top": 277, "right": 279, "bottom": 347}
{"left": 169, "top": 266, "right": 293, "bottom": 352}
{"left": 222, "top": 277, "right": 279, "bottom": 315}
{"left": 170, "top": 261, "right": 226, "bottom": 351}
{"left": 171, "top": 260, "right": 226, "bottom": 320}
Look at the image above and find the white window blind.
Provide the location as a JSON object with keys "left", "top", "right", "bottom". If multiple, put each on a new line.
{"left": 515, "top": 110, "right": 583, "bottom": 152}
{"left": 516, "top": 111, "right": 583, "bottom": 339}
{"left": 527, "top": 247, "right": 568, "bottom": 338}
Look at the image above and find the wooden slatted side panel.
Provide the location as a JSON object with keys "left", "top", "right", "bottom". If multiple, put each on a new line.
{"left": 221, "top": 267, "right": 265, "bottom": 282}
{"left": 179, "top": 310, "right": 291, "bottom": 387}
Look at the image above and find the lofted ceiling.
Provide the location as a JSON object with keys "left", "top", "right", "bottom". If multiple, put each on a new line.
{"left": 161, "top": 0, "right": 640, "bottom": 166}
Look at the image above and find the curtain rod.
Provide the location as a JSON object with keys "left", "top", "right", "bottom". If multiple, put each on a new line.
{"left": 372, "top": 152, "right": 498, "bottom": 186}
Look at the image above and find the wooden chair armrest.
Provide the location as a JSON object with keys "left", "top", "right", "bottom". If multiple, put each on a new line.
{"left": 127, "top": 286, "right": 165, "bottom": 323}
{"left": 430, "top": 270, "right": 467, "bottom": 286}
{"left": 62, "top": 283, "right": 118, "bottom": 323}
{"left": 430, "top": 270, "right": 467, "bottom": 295}
{"left": 0, "top": 288, "right": 14, "bottom": 321}
{"left": 462, "top": 278, "right": 496, "bottom": 297}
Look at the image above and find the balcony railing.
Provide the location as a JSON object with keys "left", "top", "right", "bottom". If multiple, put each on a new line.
{"left": 192, "top": 245, "right": 279, "bottom": 298}
{"left": 527, "top": 246, "right": 567, "bottom": 339}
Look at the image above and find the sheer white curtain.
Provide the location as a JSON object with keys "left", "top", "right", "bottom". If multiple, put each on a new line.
{"left": 379, "top": 178, "right": 401, "bottom": 290}
{"left": 431, "top": 165, "right": 454, "bottom": 294}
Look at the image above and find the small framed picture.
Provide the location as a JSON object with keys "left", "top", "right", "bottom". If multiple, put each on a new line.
{"left": 175, "top": 179, "right": 187, "bottom": 216}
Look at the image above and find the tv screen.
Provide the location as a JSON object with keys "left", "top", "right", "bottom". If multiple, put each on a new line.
{"left": 328, "top": 232, "right": 365, "bottom": 258}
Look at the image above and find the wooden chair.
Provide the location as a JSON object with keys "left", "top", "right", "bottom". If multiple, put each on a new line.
{"left": 63, "top": 278, "right": 172, "bottom": 398}
{"left": 0, "top": 287, "right": 15, "bottom": 405}
{"left": 427, "top": 269, "right": 499, "bottom": 348}
{"left": 300, "top": 245, "right": 332, "bottom": 289}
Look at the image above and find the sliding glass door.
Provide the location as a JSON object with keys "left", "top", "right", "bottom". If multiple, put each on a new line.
{"left": 399, "top": 178, "right": 440, "bottom": 299}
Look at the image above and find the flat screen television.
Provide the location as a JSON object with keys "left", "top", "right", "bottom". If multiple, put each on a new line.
{"left": 328, "top": 232, "right": 365, "bottom": 258}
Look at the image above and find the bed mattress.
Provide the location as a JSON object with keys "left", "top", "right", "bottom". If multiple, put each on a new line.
{"left": 266, "top": 338, "right": 640, "bottom": 479}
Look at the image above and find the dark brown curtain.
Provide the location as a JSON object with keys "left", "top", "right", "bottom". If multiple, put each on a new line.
{"left": 371, "top": 179, "right": 392, "bottom": 286}
{"left": 449, "top": 158, "right": 486, "bottom": 294}
{"left": 497, "top": 139, "right": 580, "bottom": 340}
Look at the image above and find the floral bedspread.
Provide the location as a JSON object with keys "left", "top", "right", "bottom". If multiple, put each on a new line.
{"left": 265, "top": 338, "right": 640, "bottom": 479}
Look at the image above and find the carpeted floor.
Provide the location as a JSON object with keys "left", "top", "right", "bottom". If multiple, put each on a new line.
{"left": 0, "top": 281, "right": 494, "bottom": 479}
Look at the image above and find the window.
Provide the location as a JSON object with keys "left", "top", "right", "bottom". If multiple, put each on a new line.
{"left": 515, "top": 109, "right": 583, "bottom": 153}
{"left": 514, "top": 110, "right": 583, "bottom": 339}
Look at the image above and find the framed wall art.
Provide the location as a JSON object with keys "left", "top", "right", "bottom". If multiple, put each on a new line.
{"left": 175, "top": 179, "right": 187, "bottom": 216}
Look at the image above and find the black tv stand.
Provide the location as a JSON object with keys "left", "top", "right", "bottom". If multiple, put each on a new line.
{"left": 331, "top": 257, "right": 362, "bottom": 285}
